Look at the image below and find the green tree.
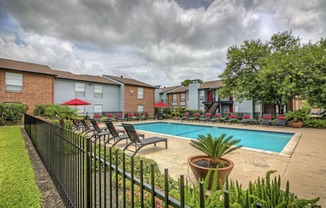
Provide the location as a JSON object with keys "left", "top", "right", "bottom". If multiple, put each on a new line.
{"left": 219, "top": 31, "right": 318, "bottom": 114}
{"left": 45, "top": 104, "right": 77, "bottom": 128}
{"left": 302, "top": 38, "right": 326, "bottom": 108}
{"left": 181, "top": 79, "right": 203, "bottom": 86}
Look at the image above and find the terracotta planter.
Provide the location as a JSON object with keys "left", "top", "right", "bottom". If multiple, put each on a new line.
{"left": 188, "top": 155, "right": 234, "bottom": 189}
{"left": 290, "top": 121, "right": 303, "bottom": 128}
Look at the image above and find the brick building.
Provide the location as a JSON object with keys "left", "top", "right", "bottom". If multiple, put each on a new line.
{"left": 0, "top": 58, "right": 57, "bottom": 113}
{"left": 103, "top": 75, "right": 155, "bottom": 116}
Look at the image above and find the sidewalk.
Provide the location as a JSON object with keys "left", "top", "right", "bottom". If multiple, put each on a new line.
{"left": 113, "top": 120, "right": 326, "bottom": 206}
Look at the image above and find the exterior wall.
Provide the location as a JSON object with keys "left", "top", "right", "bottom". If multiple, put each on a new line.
{"left": 154, "top": 88, "right": 161, "bottom": 103}
{"left": 54, "top": 78, "right": 120, "bottom": 117}
{"left": 188, "top": 83, "right": 200, "bottom": 110}
{"left": 198, "top": 89, "right": 205, "bottom": 111}
{"left": 124, "top": 85, "right": 154, "bottom": 116}
{"left": 0, "top": 69, "right": 54, "bottom": 114}
{"left": 234, "top": 100, "right": 254, "bottom": 114}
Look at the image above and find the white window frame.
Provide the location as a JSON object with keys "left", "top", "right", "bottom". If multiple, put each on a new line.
{"left": 172, "top": 94, "right": 177, "bottom": 102}
{"left": 94, "top": 84, "right": 103, "bottom": 98}
{"left": 75, "top": 83, "right": 85, "bottom": 97}
{"left": 5, "top": 72, "right": 23, "bottom": 92}
{"left": 94, "top": 104, "right": 103, "bottom": 113}
{"left": 138, "top": 87, "right": 144, "bottom": 99}
{"left": 137, "top": 105, "right": 144, "bottom": 113}
{"left": 180, "top": 93, "right": 186, "bottom": 102}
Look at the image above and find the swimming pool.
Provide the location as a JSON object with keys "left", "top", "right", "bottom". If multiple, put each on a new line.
{"left": 133, "top": 122, "right": 294, "bottom": 153}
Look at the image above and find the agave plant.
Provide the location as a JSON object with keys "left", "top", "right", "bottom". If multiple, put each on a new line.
{"left": 190, "top": 133, "right": 243, "bottom": 167}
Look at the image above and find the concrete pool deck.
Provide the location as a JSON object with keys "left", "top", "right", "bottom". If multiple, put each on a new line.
{"left": 111, "top": 120, "right": 326, "bottom": 206}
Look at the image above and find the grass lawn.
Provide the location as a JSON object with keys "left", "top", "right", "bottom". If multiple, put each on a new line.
{"left": 0, "top": 126, "right": 40, "bottom": 208}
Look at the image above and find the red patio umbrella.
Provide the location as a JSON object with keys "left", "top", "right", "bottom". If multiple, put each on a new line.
{"left": 62, "top": 98, "right": 91, "bottom": 107}
{"left": 153, "top": 101, "right": 169, "bottom": 108}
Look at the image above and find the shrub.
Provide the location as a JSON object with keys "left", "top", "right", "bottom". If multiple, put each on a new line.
{"left": 304, "top": 118, "right": 326, "bottom": 128}
{"left": 0, "top": 103, "right": 27, "bottom": 125}
{"left": 33, "top": 104, "right": 52, "bottom": 116}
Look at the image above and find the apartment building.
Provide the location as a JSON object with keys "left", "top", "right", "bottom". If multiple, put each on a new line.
{"left": 0, "top": 58, "right": 56, "bottom": 113}
{"left": 53, "top": 70, "right": 121, "bottom": 118}
{"left": 103, "top": 75, "right": 155, "bottom": 116}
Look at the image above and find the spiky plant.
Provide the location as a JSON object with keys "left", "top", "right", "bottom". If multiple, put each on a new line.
{"left": 190, "top": 133, "right": 243, "bottom": 167}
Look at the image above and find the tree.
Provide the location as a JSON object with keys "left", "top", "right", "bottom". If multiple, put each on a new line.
{"left": 45, "top": 104, "right": 77, "bottom": 128}
{"left": 302, "top": 38, "right": 326, "bottom": 108}
{"left": 181, "top": 79, "right": 203, "bottom": 86}
{"left": 219, "top": 31, "right": 313, "bottom": 114}
{"left": 218, "top": 39, "right": 269, "bottom": 102}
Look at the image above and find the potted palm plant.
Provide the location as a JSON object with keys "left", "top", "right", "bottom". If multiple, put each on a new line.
{"left": 188, "top": 133, "right": 242, "bottom": 189}
{"left": 285, "top": 110, "right": 307, "bottom": 128}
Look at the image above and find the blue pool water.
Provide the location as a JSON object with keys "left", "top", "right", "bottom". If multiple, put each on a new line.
{"left": 133, "top": 122, "right": 294, "bottom": 153}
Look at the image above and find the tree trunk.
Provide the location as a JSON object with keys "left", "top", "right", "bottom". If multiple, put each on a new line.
{"left": 59, "top": 119, "right": 65, "bottom": 128}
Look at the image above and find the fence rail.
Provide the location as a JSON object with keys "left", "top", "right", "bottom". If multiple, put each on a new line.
{"left": 24, "top": 114, "right": 263, "bottom": 208}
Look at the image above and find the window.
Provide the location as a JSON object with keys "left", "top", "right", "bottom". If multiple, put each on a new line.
{"left": 137, "top": 87, "right": 144, "bottom": 99}
{"left": 137, "top": 105, "right": 144, "bottom": 113}
{"left": 172, "top": 94, "right": 177, "bottom": 102}
{"left": 94, "top": 104, "right": 103, "bottom": 113}
{"left": 94, "top": 84, "right": 103, "bottom": 98}
{"left": 75, "top": 83, "right": 85, "bottom": 97}
{"left": 199, "top": 90, "right": 204, "bottom": 100}
{"left": 6, "top": 72, "right": 23, "bottom": 92}
{"left": 180, "top": 93, "right": 186, "bottom": 102}
{"left": 254, "top": 101, "right": 262, "bottom": 113}
{"left": 76, "top": 106, "right": 85, "bottom": 115}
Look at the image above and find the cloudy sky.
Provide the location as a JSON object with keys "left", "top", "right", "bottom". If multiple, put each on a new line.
{"left": 0, "top": 0, "right": 325, "bottom": 86}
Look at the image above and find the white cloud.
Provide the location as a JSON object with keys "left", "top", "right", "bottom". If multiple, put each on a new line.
{"left": 0, "top": 0, "right": 325, "bottom": 86}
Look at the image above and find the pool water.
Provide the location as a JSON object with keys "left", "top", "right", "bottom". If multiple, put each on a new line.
{"left": 133, "top": 122, "right": 294, "bottom": 153}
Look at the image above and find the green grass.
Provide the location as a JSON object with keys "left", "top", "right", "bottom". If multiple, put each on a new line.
{"left": 0, "top": 126, "right": 40, "bottom": 208}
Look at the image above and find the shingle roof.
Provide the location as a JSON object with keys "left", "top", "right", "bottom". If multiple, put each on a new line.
{"left": 199, "top": 80, "right": 223, "bottom": 89}
{"left": 0, "top": 58, "right": 57, "bottom": 76}
{"left": 104, "top": 75, "right": 154, "bottom": 88}
{"left": 53, "top": 70, "right": 119, "bottom": 85}
{"left": 166, "top": 86, "right": 188, "bottom": 94}
{"left": 160, "top": 85, "right": 182, "bottom": 93}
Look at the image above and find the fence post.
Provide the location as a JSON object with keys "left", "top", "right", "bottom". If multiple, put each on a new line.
{"left": 199, "top": 182, "right": 204, "bottom": 208}
{"left": 224, "top": 190, "right": 229, "bottom": 208}
{"left": 85, "top": 137, "right": 91, "bottom": 208}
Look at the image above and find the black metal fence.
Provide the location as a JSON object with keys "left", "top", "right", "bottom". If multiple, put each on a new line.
{"left": 24, "top": 114, "right": 262, "bottom": 208}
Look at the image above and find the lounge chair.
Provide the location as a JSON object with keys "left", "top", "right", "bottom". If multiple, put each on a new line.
{"left": 105, "top": 113, "right": 116, "bottom": 122}
{"left": 126, "top": 113, "right": 134, "bottom": 121}
{"left": 133, "top": 113, "right": 142, "bottom": 121}
{"left": 273, "top": 114, "right": 287, "bottom": 127}
{"left": 260, "top": 114, "right": 272, "bottom": 126}
{"left": 189, "top": 113, "right": 201, "bottom": 122}
{"left": 93, "top": 113, "right": 101, "bottom": 121}
{"left": 224, "top": 113, "right": 238, "bottom": 124}
{"left": 90, "top": 120, "right": 110, "bottom": 143}
{"left": 210, "top": 113, "right": 221, "bottom": 123}
{"left": 72, "top": 119, "right": 84, "bottom": 132}
{"left": 122, "top": 123, "right": 167, "bottom": 156}
{"left": 104, "top": 121, "right": 144, "bottom": 147}
{"left": 199, "top": 113, "right": 211, "bottom": 122}
{"left": 239, "top": 113, "right": 251, "bottom": 125}
{"left": 116, "top": 113, "right": 125, "bottom": 122}
{"left": 181, "top": 112, "right": 190, "bottom": 121}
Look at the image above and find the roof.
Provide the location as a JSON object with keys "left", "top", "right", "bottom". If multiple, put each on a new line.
{"left": 53, "top": 70, "right": 119, "bottom": 85}
{"left": 199, "top": 80, "right": 223, "bottom": 89}
{"left": 166, "top": 86, "right": 188, "bottom": 94}
{"left": 104, "top": 75, "right": 154, "bottom": 88}
{"left": 160, "top": 85, "right": 182, "bottom": 93}
{"left": 0, "top": 58, "right": 57, "bottom": 76}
